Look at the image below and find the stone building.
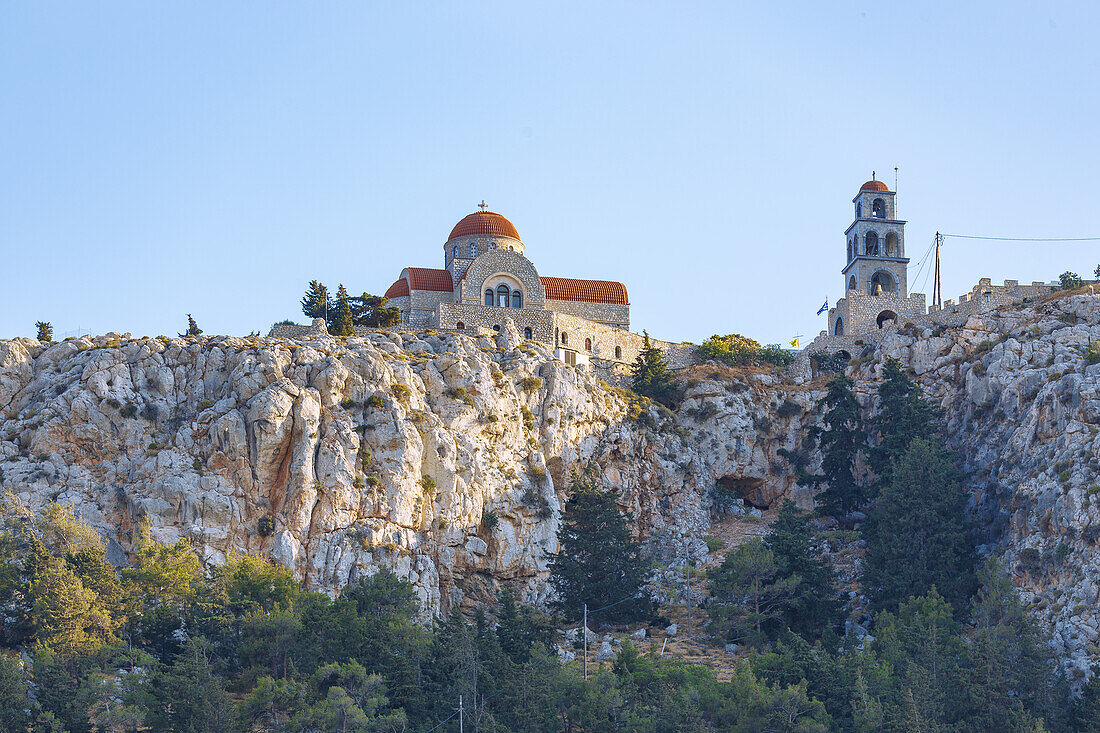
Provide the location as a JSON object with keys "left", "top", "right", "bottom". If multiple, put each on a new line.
{"left": 827, "top": 177, "right": 926, "bottom": 336}
{"left": 381, "top": 205, "right": 689, "bottom": 367}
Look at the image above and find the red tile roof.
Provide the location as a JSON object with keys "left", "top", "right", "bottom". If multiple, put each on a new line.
{"left": 448, "top": 211, "right": 521, "bottom": 241}
{"left": 860, "top": 179, "right": 890, "bottom": 192}
{"left": 406, "top": 267, "right": 454, "bottom": 292}
{"left": 384, "top": 277, "right": 409, "bottom": 298}
{"left": 541, "top": 277, "right": 628, "bottom": 305}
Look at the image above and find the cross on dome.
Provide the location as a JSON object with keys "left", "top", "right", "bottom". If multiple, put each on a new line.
{"left": 478, "top": 200, "right": 488, "bottom": 211}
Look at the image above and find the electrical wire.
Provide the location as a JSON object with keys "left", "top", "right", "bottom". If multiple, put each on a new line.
{"left": 944, "top": 234, "right": 1100, "bottom": 242}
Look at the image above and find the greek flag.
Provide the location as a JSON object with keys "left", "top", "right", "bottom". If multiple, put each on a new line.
{"left": 816, "top": 298, "right": 829, "bottom": 315}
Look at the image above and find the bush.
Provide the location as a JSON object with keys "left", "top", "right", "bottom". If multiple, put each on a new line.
{"left": 1087, "top": 343, "right": 1100, "bottom": 365}
{"left": 339, "top": 397, "right": 358, "bottom": 409}
{"left": 192, "top": 457, "right": 204, "bottom": 474}
{"left": 197, "top": 399, "right": 215, "bottom": 410}
{"left": 1060, "top": 271, "right": 1083, "bottom": 290}
{"left": 1055, "top": 542, "right": 1071, "bottom": 563}
{"left": 257, "top": 516, "right": 275, "bottom": 537}
{"left": 526, "top": 464, "right": 547, "bottom": 482}
{"left": 776, "top": 399, "right": 801, "bottom": 418}
{"left": 365, "top": 475, "right": 381, "bottom": 490}
{"left": 120, "top": 403, "right": 138, "bottom": 418}
{"left": 35, "top": 321, "right": 53, "bottom": 342}
{"left": 704, "top": 535, "right": 723, "bottom": 552}
{"left": 518, "top": 375, "right": 543, "bottom": 392}
{"left": 391, "top": 384, "right": 411, "bottom": 402}
{"left": 481, "top": 509, "right": 500, "bottom": 532}
{"left": 420, "top": 476, "right": 436, "bottom": 493}
{"left": 810, "top": 351, "right": 848, "bottom": 374}
{"left": 697, "top": 334, "right": 794, "bottom": 369}
{"left": 365, "top": 395, "right": 386, "bottom": 409}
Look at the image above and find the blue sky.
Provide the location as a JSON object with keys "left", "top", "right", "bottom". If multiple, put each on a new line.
{"left": 2, "top": 2, "right": 1098, "bottom": 345}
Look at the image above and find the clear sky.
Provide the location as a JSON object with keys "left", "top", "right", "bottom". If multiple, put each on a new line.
{"left": 2, "top": 2, "right": 1098, "bottom": 344}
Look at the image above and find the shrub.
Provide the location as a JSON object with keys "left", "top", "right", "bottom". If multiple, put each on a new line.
{"left": 420, "top": 476, "right": 436, "bottom": 493}
{"left": 486, "top": 413, "right": 498, "bottom": 423}
{"left": 197, "top": 399, "right": 215, "bottom": 410}
{"left": 141, "top": 404, "right": 158, "bottom": 421}
{"left": 1087, "top": 343, "right": 1100, "bottom": 365}
{"left": 339, "top": 397, "right": 358, "bottom": 409}
{"left": 526, "top": 464, "right": 547, "bottom": 482}
{"left": 518, "top": 375, "right": 543, "bottom": 392}
{"left": 521, "top": 406, "right": 536, "bottom": 431}
{"left": 106, "top": 398, "right": 122, "bottom": 409}
{"left": 120, "top": 403, "right": 138, "bottom": 418}
{"left": 365, "top": 475, "right": 382, "bottom": 490}
{"left": 35, "top": 321, "right": 53, "bottom": 342}
{"left": 1018, "top": 547, "right": 1042, "bottom": 573}
{"left": 257, "top": 516, "right": 275, "bottom": 537}
{"left": 522, "top": 488, "right": 553, "bottom": 518}
{"left": 1059, "top": 271, "right": 1083, "bottom": 290}
{"left": 353, "top": 476, "right": 365, "bottom": 489}
{"left": 365, "top": 395, "right": 385, "bottom": 409}
{"left": 810, "top": 351, "right": 848, "bottom": 374}
{"left": 391, "top": 384, "right": 411, "bottom": 402}
{"left": 1054, "top": 542, "right": 1071, "bottom": 563}
{"left": 481, "top": 509, "right": 500, "bottom": 532}
{"left": 192, "top": 457, "right": 204, "bottom": 474}
{"left": 704, "top": 535, "right": 723, "bottom": 553}
{"left": 697, "top": 333, "right": 794, "bottom": 369}
{"left": 776, "top": 399, "right": 801, "bottom": 418}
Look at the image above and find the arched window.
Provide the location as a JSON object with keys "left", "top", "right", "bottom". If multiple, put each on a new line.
{"left": 856, "top": 202, "right": 862, "bottom": 218}
{"left": 523, "top": 327, "right": 532, "bottom": 339}
{"left": 615, "top": 346, "right": 622, "bottom": 359}
{"left": 884, "top": 232, "right": 899, "bottom": 257}
{"left": 493, "top": 325, "right": 500, "bottom": 332}
{"left": 453, "top": 244, "right": 459, "bottom": 259}
{"left": 870, "top": 271, "right": 896, "bottom": 295}
{"left": 848, "top": 275, "right": 857, "bottom": 292}
{"left": 847, "top": 241, "right": 852, "bottom": 260}
{"left": 470, "top": 242, "right": 478, "bottom": 257}
{"left": 512, "top": 290, "right": 522, "bottom": 308}
{"left": 864, "top": 231, "right": 879, "bottom": 256}
{"left": 485, "top": 289, "right": 494, "bottom": 306}
{"left": 834, "top": 317, "right": 844, "bottom": 336}
{"left": 561, "top": 332, "right": 568, "bottom": 345}
{"left": 585, "top": 338, "right": 592, "bottom": 351}
{"left": 456, "top": 321, "right": 465, "bottom": 330}
{"left": 876, "top": 310, "right": 898, "bottom": 329}
{"left": 496, "top": 284, "right": 511, "bottom": 308}
{"left": 872, "top": 198, "right": 886, "bottom": 218}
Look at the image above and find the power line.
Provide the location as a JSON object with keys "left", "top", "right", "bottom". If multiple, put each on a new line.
{"left": 944, "top": 234, "right": 1100, "bottom": 242}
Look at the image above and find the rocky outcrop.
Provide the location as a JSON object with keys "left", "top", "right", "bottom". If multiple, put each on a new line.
{"left": 1, "top": 291, "right": 1098, "bottom": 676}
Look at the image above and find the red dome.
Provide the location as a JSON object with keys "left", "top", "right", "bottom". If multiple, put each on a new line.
{"left": 860, "top": 179, "right": 890, "bottom": 192}
{"left": 448, "top": 210, "right": 520, "bottom": 241}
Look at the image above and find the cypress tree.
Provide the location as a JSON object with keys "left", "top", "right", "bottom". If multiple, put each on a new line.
{"left": 35, "top": 321, "right": 53, "bottom": 342}
{"left": 301, "top": 280, "right": 330, "bottom": 321}
{"left": 180, "top": 314, "right": 202, "bottom": 337}
{"left": 863, "top": 438, "right": 974, "bottom": 613}
{"left": 869, "top": 358, "right": 941, "bottom": 492}
{"left": 765, "top": 500, "right": 841, "bottom": 639}
{"left": 808, "top": 375, "right": 868, "bottom": 520}
{"left": 630, "top": 332, "right": 677, "bottom": 407}
{"left": 330, "top": 285, "right": 354, "bottom": 337}
{"left": 549, "top": 467, "right": 652, "bottom": 623}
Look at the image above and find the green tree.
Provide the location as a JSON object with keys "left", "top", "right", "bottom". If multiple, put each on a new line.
{"left": 708, "top": 538, "right": 800, "bottom": 647}
{"left": 238, "top": 676, "right": 305, "bottom": 732}
{"left": 495, "top": 589, "right": 554, "bottom": 664}
{"left": 330, "top": 284, "right": 355, "bottom": 337}
{"left": 765, "top": 500, "right": 841, "bottom": 639}
{"left": 631, "top": 331, "right": 677, "bottom": 407}
{"left": 349, "top": 292, "right": 401, "bottom": 328}
{"left": 1074, "top": 666, "right": 1100, "bottom": 731}
{"left": 145, "top": 637, "right": 233, "bottom": 733}
{"left": 869, "top": 357, "right": 942, "bottom": 492}
{"left": 863, "top": 438, "right": 975, "bottom": 612}
{"left": 1060, "top": 271, "right": 1083, "bottom": 290}
{"left": 0, "top": 653, "right": 33, "bottom": 732}
{"left": 301, "top": 280, "right": 330, "bottom": 320}
{"left": 1095, "top": 263, "right": 1100, "bottom": 280}
{"left": 549, "top": 467, "right": 652, "bottom": 623}
{"left": 807, "top": 374, "right": 868, "bottom": 520}
{"left": 179, "top": 314, "right": 202, "bottom": 337}
{"left": 35, "top": 321, "right": 53, "bottom": 342}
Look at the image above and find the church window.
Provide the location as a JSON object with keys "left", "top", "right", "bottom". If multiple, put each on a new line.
{"left": 848, "top": 275, "right": 856, "bottom": 292}
{"left": 453, "top": 244, "right": 459, "bottom": 259}
{"left": 470, "top": 242, "right": 478, "bottom": 257}
{"left": 456, "top": 321, "right": 465, "bottom": 330}
{"left": 856, "top": 202, "right": 862, "bottom": 218}
{"left": 615, "top": 346, "right": 622, "bottom": 359}
{"left": 485, "top": 289, "right": 494, "bottom": 306}
{"left": 497, "top": 284, "right": 511, "bottom": 308}
{"left": 834, "top": 317, "right": 845, "bottom": 336}
{"left": 876, "top": 309, "right": 898, "bottom": 328}
{"left": 872, "top": 198, "right": 886, "bottom": 218}
{"left": 585, "top": 338, "right": 592, "bottom": 351}
{"left": 885, "top": 232, "right": 899, "bottom": 257}
{"left": 523, "top": 327, "right": 532, "bottom": 339}
{"left": 870, "top": 271, "right": 896, "bottom": 295}
{"left": 847, "top": 241, "right": 852, "bottom": 260}
{"left": 864, "top": 231, "right": 879, "bottom": 256}
{"left": 512, "top": 290, "right": 522, "bottom": 308}
{"left": 493, "top": 325, "right": 501, "bottom": 332}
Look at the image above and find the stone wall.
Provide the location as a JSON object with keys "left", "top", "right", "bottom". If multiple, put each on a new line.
{"left": 829, "top": 289, "right": 926, "bottom": 336}
{"left": 438, "top": 302, "right": 554, "bottom": 343}
{"left": 549, "top": 312, "right": 693, "bottom": 367}
{"left": 543, "top": 298, "right": 629, "bottom": 330}
{"left": 925, "top": 278, "right": 1055, "bottom": 327}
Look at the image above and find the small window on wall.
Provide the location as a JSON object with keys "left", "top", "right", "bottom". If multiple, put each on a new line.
{"left": 523, "top": 327, "right": 532, "bottom": 339}
{"left": 512, "top": 290, "right": 522, "bottom": 308}
{"left": 615, "top": 346, "right": 622, "bottom": 359}
{"left": 485, "top": 290, "right": 494, "bottom": 306}
{"left": 456, "top": 321, "right": 465, "bottom": 330}
{"left": 493, "top": 325, "right": 500, "bottom": 332}
{"left": 585, "top": 338, "right": 592, "bottom": 351}
{"left": 470, "top": 242, "right": 478, "bottom": 257}
{"left": 561, "top": 332, "right": 568, "bottom": 345}
{"left": 453, "top": 244, "right": 459, "bottom": 259}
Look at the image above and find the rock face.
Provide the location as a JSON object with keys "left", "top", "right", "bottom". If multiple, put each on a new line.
{"left": 0, "top": 292, "right": 1098, "bottom": 674}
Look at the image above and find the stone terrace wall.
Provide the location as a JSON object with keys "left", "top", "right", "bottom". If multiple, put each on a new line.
{"left": 438, "top": 302, "right": 554, "bottom": 343}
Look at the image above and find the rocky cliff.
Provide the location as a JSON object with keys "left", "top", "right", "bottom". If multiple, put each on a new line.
{"left": 1, "top": 293, "right": 1098, "bottom": 675}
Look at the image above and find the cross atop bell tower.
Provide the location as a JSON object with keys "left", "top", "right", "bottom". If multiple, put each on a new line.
{"left": 842, "top": 176, "right": 909, "bottom": 298}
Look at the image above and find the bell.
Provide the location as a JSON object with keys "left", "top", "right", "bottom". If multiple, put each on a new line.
{"left": 874, "top": 284, "right": 883, "bottom": 296}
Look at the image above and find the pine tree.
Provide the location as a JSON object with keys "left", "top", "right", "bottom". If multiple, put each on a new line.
{"left": 549, "top": 467, "right": 652, "bottom": 623}
{"left": 808, "top": 375, "right": 868, "bottom": 520}
{"left": 707, "top": 538, "right": 800, "bottom": 647}
{"left": 300, "top": 280, "right": 330, "bottom": 321}
{"left": 630, "top": 331, "right": 677, "bottom": 407}
{"left": 180, "top": 314, "right": 202, "bottom": 337}
{"left": 349, "top": 292, "right": 401, "bottom": 328}
{"left": 863, "top": 438, "right": 974, "bottom": 613}
{"left": 330, "top": 284, "right": 355, "bottom": 337}
{"left": 869, "top": 358, "right": 941, "bottom": 492}
{"left": 35, "top": 321, "right": 53, "bottom": 342}
{"left": 765, "top": 500, "right": 841, "bottom": 639}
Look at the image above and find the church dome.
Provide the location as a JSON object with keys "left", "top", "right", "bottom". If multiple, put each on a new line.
{"left": 860, "top": 179, "right": 890, "bottom": 192}
{"left": 448, "top": 210, "right": 520, "bottom": 242}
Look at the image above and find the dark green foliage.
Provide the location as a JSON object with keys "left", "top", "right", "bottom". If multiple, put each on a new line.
{"left": 810, "top": 350, "right": 848, "bottom": 374}
{"left": 300, "top": 280, "right": 330, "bottom": 320}
{"left": 179, "top": 314, "right": 202, "bottom": 337}
{"left": 35, "top": 321, "right": 53, "bottom": 342}
{"left": 806, "top": 375, "right": 869, "bottom": 520}
{"left": 631, "top": 331, "right": 678, "bottom": 406}
{"left": 145, "top": 637, "right": 233, "bottom": 732}
{"left": 707, "top": 538, "right": 799, "bottom": 647}
{"left": 869, "top": 357, "right": 942, "bottom": 492}
{"left": 349, "top": 292, "right": 401, "bottom": 328}
{"left": 549, "top": 467, "right": 652, "bottom": 623}
{"left": 765, "top": 500, "right": 842, "bottom": 640}
{"left": 697, "top": 332, "right": 794, "bottom": 368}
{"left": 1061, "top": 271, "right": 1083, "bottom": 290}
{"left": 863, "top": 438, "right": 975, "bottom": 613}
{"left": 330, "top": 284, "right": 355, "bottom": 337}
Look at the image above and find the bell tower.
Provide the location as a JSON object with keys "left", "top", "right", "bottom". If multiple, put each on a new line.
{"left": 842, "top": 174, "right": 908, "bottom": 297}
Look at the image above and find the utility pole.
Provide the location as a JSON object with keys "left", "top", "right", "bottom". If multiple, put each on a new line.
{"left": 933, "top": 232, "right": 943, "bottom": 309}
{"left": 684, "top": 561, "right": 692, "bottom": 641}
{"left": 583, "top": 603, "right": 588, "bottom": 680}
{"left": 458, "top": 694, "right": 464, "bottom": 733}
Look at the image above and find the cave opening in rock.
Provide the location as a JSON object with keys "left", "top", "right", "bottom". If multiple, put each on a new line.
{"left": 714, "top": 475, "right": 771, "bottom": 510}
